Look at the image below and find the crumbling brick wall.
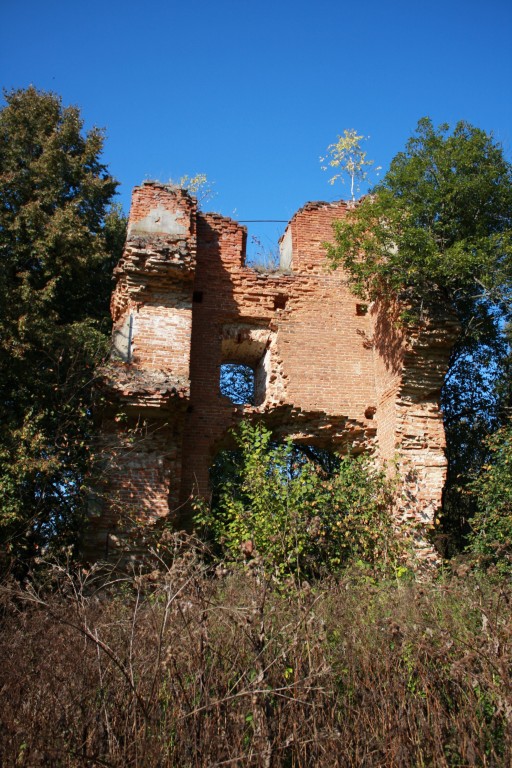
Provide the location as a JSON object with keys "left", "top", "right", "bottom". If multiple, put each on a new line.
{"left": 84, "top": 182, "right": 459, "bottom": 564}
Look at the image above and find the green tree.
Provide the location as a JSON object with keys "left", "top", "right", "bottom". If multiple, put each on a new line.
{"left": 325, "top": 118, "right": 512, "bottom": 550}
{"left": 0, "top": 87, "right": 126, "bottom": 573}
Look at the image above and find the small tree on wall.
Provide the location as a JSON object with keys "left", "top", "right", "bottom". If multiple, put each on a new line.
{"left": 168, "top": 173, "right": 216, "bottom": 208}
{"left": 321, "top": 129, "right": 380, "bottom": 201}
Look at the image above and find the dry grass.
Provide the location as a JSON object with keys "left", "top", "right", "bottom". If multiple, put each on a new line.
{"left": 1, "top": 543, "right": 511, "bottom": 767}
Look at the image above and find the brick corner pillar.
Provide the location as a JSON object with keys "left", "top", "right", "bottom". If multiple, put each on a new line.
{"left": 83, "top": 183, "right": 198, "bottom": 562}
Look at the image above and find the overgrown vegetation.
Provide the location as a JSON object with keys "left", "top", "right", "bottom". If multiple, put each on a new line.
{"left": 2, "top": 97, "right": 510, "bottom": 574}
{"left": 194, "top": 422, "right": 402, "bottom": 580}
{"left": 1, "top": 546, "right": 510, "bottom": 767}
{"left": 468, "top": 422, "right": 512, "bottom": 575}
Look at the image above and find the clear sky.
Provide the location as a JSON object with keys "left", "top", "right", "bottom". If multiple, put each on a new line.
{"left": 1, "top": 0, "right": 511, "bottom": 254}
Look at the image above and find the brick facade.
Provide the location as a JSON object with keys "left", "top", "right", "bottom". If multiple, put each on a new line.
{"left": 84, "top": 182, "right": 459, "bottom": 564}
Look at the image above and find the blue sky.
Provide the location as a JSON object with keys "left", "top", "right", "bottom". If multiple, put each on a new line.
{"left": 1, "top": 0, "right": 511, "bottom": 254}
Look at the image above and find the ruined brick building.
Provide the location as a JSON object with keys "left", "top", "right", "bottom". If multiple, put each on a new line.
{"left": 85, "top": 182, "right": 459, "bottom": 564}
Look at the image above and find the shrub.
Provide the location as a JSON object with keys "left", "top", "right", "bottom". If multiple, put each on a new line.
{"left": 467, "top": 421, "right": 512, "bottom": 574}
{"left": 1, "top": 553, "right": 510, "bottom": 767}
{"left": 194, "top": 421, "right": 400, "bottom": 579}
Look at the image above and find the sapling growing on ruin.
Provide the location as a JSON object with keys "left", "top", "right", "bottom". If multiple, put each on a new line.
{"left": 176, "top": 173, "right": 216, "bottom": 206}
{"left": 321, "top": 129, "right": 380, "bottom": 201}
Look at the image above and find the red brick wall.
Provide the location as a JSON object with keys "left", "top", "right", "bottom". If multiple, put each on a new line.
{"left": 87, "top": 183, "right": 458, "bottom": 565}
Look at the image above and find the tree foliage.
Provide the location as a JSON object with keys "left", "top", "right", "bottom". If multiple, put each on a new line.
{"left": 194, "top": 421, "right": 400, "bottom": 579}
{"left": 325, "top": 118, "right": 512, "bottom": 550}
{"left": 0, "top": 87, "right": 126, "bottom": 571}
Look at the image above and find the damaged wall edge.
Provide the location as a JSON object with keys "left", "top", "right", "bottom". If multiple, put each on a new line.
{"left": 83, "top": 181, "right": 460, "bottom": 567}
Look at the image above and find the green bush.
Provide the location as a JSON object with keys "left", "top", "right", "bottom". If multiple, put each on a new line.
{"left": 468, "top": 421, "right": 512, "bottom": 574}
{"left": 194, "top": 421, "right": 400, "bottom": 579}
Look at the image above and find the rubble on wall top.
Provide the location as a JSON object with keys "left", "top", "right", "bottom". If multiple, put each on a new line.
{"left": 292, "top": 199, "right": 349, "bottom": 217}
{"left": 133, "top": 183, "right": 352, "bottom": 239}
{"left": 135, "top": 180, "right": 195, "bottom": 203}
{"left": 200, "top": 210, "right": 247, "bottom": 231}
{"left": 141, "top": 180, "right": 186, "bottom": 192}
{"left": 99, "top": 364, "right": 190, "bottom": 405}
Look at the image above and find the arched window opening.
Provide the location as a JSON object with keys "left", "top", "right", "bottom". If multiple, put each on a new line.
{"left": 291, "top": 444, "right": 342, "bottom": 476}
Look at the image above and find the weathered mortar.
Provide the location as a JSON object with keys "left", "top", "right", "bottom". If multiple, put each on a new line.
{"left": 83, "top": 182, "right": 459, "bottom": 565}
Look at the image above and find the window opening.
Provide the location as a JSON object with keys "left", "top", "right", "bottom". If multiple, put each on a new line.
{"left": 220, "top": 363, "right": 255, "bottom": 405}
{"left": 274, "top": 294, "right": 288, "bottom": 310}
{"left": 243, "top": 222, "right": 285, "bottom": 271}
{"left": 112, "top": 312, "right": 133, "bottom": 362}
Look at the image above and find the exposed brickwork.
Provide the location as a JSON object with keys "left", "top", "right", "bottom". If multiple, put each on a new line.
{"left": 85, "top": 182, "right": 459, "bottom": 565}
